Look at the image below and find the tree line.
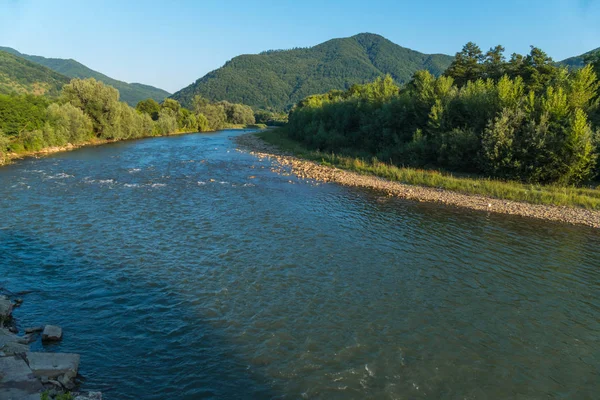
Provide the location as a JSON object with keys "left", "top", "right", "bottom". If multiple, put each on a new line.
{"left": 287, "top": 44, "right": 600, "bottom": 185}
{"left": 0, "top": 78, "right": 261, "bottom": 163}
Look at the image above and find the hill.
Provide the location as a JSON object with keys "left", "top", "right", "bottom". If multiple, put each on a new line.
{"left": 171, "top": 33, "right": 454, "bottom": 111}
{"left": 0, "top": 50, "right": 69, "bottom": 97}
{"left": 0, "top": 46, "right": 171, "bottom": 106}
{"left": 559, "top": 47, "right": 600, "bottom": 69}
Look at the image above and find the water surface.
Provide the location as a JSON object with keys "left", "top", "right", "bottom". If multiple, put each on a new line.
{"left": 0, "top": 130, "right": 598, "bottom": 399}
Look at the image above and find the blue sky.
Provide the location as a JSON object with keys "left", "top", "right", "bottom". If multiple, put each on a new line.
{"left": 1, "top": 0, "right": 599, "bottom": 93}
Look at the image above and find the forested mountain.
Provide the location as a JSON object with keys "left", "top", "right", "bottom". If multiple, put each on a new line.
{"left": 171, "top": 33, "right": 455, "bottom": 111}
{"left": 559, "top": 47, "right": 600, "bottom": 69}
{"left": 0, "top": 50, "right": 69, "bottom": 97}
{"left": 0, "top": 46, "right": 171, "bottom": 106}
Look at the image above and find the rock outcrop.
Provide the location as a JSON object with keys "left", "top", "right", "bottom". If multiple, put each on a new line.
{"left": 0, "top": 292, "right": 102, "bottom": 399}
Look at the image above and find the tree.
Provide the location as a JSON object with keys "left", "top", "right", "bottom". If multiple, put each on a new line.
{"left": 161, "top": 98, "right": 181, "bottom": 114}
{"left": 0, "top": 130, "right": 9, "bottom": 163}
{"left": 217, "top": 101, "right": 255, "bottom": 125}
{"left": 254, "top": 110, "right": 272, "bottom": 124}
{"left": 136, "top": 98, "right": 160, "bottom": 120}
{"left": 197, "top": 113, "right": 210, "bottom": 132}
{"left": 193, "top": 96, "right": 227, "bottom": 131}
{"left": 584, "top": 51, "right": 600, "bottom": 77}
{"left": 177, "top": 108, "right": 197, "bottom": 131}
{"left": 61, "top": 78, "right": 120, "bottom": 138}
{"left": 566, "top": 65, "right": 599, "bottom": 111}
{"left": 444, "top": 42, "right": 484, "bottom": 86}
{"left": 44, "top": 102, "right": 93, "bottom": 145}
{"left": 156, "top": 109, "right": 178, "bottom": 135}
{"left": 522, "top": 46, "right": 560, "bottom": 93}
{"left": 483, "top": 45, "right": 506, "bottom": 80}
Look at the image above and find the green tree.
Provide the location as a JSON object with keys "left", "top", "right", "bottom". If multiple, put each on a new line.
{"left": 521, "top": 46, "right": 561, "bottom": 93}
{"left": 483, "top": 45, "right": 506, "bottom": 80}
{"left": 156, "top": 108, "right": 178, "bottom": 135}
{"left": 193, "top": 96, "right": 227, "bottom": 131}
{"left": 136, "top": 98, "right": 160, "bottom": 120}
{"left": 161, "top": 98, "right": 181, "bottom": 114}
{"left": 61, "top": 78, "right": 120, "bottom": 138}
{"left": 44, "top": 102, "right": 93, "bottom": 145}
{"left": 444, "top": 42, "right": 484, "bottom": 87}
{"left": 217, "top": 101, "right": 256, "bottom": 125}
{"left": 196, "top": 113, "right": 210, "bottom": 132}
{"left": 0, "top": 129, "right": 10, "bottom": 163}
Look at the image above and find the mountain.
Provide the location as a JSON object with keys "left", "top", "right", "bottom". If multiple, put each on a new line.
{"left": 0, "top": 50, "right": 69, "bottom": 96}
{"left": 559, "top": 47, "right": 600, "bottom": 69}
{"left": 0, "top": 46, "right": 171, "bottom": 106}
{"left": 171, "top": 33, "right": 455, "bottom": 111}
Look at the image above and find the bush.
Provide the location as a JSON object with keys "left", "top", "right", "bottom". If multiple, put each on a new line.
{"left": 45, "top": 103, "right": 94, "bottom": 145}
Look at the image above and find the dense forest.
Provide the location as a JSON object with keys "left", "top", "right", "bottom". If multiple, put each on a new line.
{"left": 287, "top": 44, "right": 600, "bottom": 185}
{"left": 171, "top": 33, "right": 454, "bottom": 111}
{"left": 0, "top": 50, "right": 69, "bottom": 96}
{"left": 0, "top": 47, "right": 171, "bottom": 106}
{"left": 0, "top": 78, "right": 258, "bottom": 163}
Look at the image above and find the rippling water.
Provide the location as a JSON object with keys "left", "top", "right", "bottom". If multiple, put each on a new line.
{"left": 0, "top": 130, "right": 599, "bottom": 399}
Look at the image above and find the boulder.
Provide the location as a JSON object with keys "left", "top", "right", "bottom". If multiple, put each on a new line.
{"left": 58, "top": 373, "right": 76, "bottom": 390}
{"left": 42, "top": 325, "right": 63, "bottom": 342}
{"left": 0, "top": 328, "right": 30, "bottom": 355}
{"left": 25, "top": 352, "right": 80, "bottom": 380}
{"left": 0, "top": 296, "right": 13, "bottom": 321}
{"left": 25, "top": 326, "right": 44, "bottom": 334}
{"left": 0, "top": 355, "right": 44, "bottom": 400}
{"left": 18, "top": 333, "right": 38, "bottom": 344}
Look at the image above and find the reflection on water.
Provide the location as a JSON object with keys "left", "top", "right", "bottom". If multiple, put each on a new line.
{"left": 0, "top": 130, "right": 598, "bottom": 399}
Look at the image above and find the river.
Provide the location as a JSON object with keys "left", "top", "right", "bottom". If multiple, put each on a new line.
{"left": 0, "top": 130, "right": 598, "bottom": 399}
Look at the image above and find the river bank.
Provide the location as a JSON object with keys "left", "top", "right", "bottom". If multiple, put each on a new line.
{"left": 0, "top": 125, "right": 263, "bottom": 167}
{"left": 0, "top": 289, "right": 102, "bottom": 399}
{"left": 235, "top": 132, "right": 600, "bottom": 228}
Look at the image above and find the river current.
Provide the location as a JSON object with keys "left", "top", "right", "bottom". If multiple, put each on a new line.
{"left": 0, "top": 130, "right": 598, "bottom": 399}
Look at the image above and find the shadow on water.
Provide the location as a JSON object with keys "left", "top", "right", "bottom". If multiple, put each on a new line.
{"left": 0, "top": 229, "right": 280, "bottom": 399}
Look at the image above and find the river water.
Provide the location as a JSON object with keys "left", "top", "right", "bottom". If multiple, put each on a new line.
{"left": 0, "top": 130, "right": 598, "bottom": 399}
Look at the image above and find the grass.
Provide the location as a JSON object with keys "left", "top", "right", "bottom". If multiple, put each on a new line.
{"left": 257, "top": 129, "right": 600, "bottom": 210}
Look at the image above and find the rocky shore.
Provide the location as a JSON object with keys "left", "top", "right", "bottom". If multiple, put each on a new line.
{"left": 235, "top": 132, "right": 600, "bottom": 229}
{"left": 0, "top": 290, "right": 101, "bottom": 400}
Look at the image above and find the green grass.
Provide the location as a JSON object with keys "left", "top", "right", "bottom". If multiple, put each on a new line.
{"left": 257, "top": 129, "right": 600, "bottom": 210}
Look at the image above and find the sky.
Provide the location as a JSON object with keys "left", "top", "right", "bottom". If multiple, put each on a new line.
{"left": 1, "top": 0, "right": 599, "bottom": 93}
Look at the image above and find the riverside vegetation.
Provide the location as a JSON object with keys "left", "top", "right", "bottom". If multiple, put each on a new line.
{"left": 269, "top": 43, "right": 600, "bottom": 210}
{"left": 0, "top": 78, "right": 261, "bottom": 164}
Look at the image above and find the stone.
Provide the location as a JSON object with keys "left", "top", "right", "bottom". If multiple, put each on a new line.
{"left": 18, "top": 333, "right": 37, "bottom": 344}
{"left": 8, "top": 326, "right": 18, "bottom": 333}
{"left": 0, "top": 328, "right": 30, "bottom": 355}
{"left": 73, "top": 392, "right": 103, "bottom": 400}
{"left": 25, "top": 326, "right": 44, "bottom": 334}
{"left": 25, "top": 352, "right": 80, "bottom": 379}
{"left": 0, "top": 355, "right": 44, "bottom": 400}
{"left": 42, "top": 325, "right": 63, "bottom": 342}
{"left": 58, "top": 373, "right": 76, "bottom": 390}
{"left": 0, "top": 296, "right": 13, "bottom": 320}
{"left": 48, "top": 379, "right": 63, "bottom": 388}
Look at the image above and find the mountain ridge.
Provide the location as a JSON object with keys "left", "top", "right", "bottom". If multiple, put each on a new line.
{"left": 0, "top": 46, "right": 171, "bottom": 106}
{"left": 171, "top": 33, "right": 455, "bottom": 111}
{"left": 559, "top": 47, "right": 600, "bottom": 69}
